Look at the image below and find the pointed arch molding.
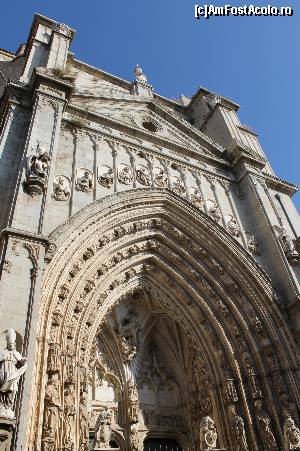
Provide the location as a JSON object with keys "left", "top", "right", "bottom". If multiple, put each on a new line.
{"left": 29, "top": 189, "right": 299, "bottom": 449}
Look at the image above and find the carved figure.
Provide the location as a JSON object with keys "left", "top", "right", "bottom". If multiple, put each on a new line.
{"left": 247, "top": 233, "right": 260, "bottom": 255}
{"left": 42, "top": 374, "right": 62, "bottom": 443}
{"left": 97, "top": 164, "right": 114, "bottom": 188}
{"left": 228, "top": 405, "right": 249, "bottom": 451}
{"left": 136, "top": 164, "right": 151, "bottom": 186}
{"left": 226, "top": 215, "right": 240, "bottom": 237}
{"left": 0, "top": 328, "right": 27, "bottom": 419}
{"left": 127, "top": 379, "right": 139, "bottom": 423}
{"left": 75, "top": 169, "right": 93, "bottom": 192}
{"left": 119, "top": 336, "right": 136, "bottom": 362}
{"left": 79, "top": 391, "right": 89, "bottom": 448}
{"left": 200, "top": 416, "right": 218, "bottom": 449}
{"left": 134, "top": 64, "right": 148, "bottom": 84}
{"left": 130, "top": 421, "right": 140, "bottom": 451}
{"left": 52, "top": 175, "right": 71, "bottom": 201}
{"left": 189, "top": 187, "right": 204, "bottom": 208}
{"left": 277, "top": 226, "right": 300, "bottom": 264}
{"left": 25, "top": 142, "right": 51, "bottom": 196}
{"left": 94, "top": 406, "right": 113, "bottom": 448}
{"left": 284, "top": 415, "right": 300, "bottom": 450}
{"left": 118, "top": 164, "right": 134, "bottom": 185}
{"left": 255, "top": 400, "right": 278, "bottom": 451}
{"left": 63, "top": 384, "right": 76, "bottom": 446}
{"left": 171, "top": 176, "right": 185, "bottom": 195}
{"left": 207, "top": 201, "right": 221, "bottom": 222}
{"left": 153, "top": 167, "right": 168, "bottom": 188}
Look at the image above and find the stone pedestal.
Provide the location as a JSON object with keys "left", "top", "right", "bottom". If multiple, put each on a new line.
{"left": 0, "top": 417, "right": 15, "bottom": 451}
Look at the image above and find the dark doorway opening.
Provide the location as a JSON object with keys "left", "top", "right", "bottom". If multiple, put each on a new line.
{"left": 144, "top": 438, "right": 183, "bottom": 451}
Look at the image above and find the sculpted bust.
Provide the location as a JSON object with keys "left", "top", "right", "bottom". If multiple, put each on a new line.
{"left": 0, "top": 329, "right": 27, "bottom": 419}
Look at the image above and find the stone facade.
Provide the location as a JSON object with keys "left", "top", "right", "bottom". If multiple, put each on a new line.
{"left": 0, "top": 13, "right": 299, "bottom": 451}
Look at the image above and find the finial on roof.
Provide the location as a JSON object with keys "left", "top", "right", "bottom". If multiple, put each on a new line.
{"left": 134, "top": 64, "right": 148, "bottom": 84}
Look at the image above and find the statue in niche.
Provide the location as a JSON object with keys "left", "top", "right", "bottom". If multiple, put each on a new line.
{"left": 189, "top": 187, "right": 204, "bottom": 208}
{"left": 226, "top": 215, "right": 240, "bottom": 237}
{"left": 228, "top": 404, "right": 249, "bottom": 451}
{"left": 94, "top": 406, "right": 113, "bottom": 448}
{"left": 127, "top": 379, "right": 139, "bottom": 424}
{"left": 284, "top": 415, "right": 300, "bottom": 450}
{"left": 153, "top": 167, "right": 168, "bottom": 188}
{"left": 25, "top": 142, "right": 51, "bottom": 196}
{"left": 200, "top": 416, "right": 218, "bottom": 449}
{"left": 118, "top": 164, "right": 134, "bottom": 185}
{"left": 255, "top": 400, "right": 278, "bottom": 451}
{"left": 134, "top": 64, "right": 148, "bottom": 84}
{"left": 170, "top": 175, "right": 185, "bottom": 196}
{"left": 75, "top": 168, "right": 93, "bottom": 192}
{"left": 42, "top": 374, "right": 62, "bottom": 445}
{"left": 136, "top": 164, "right": 151, "bottom": 186}
{"left": 63, "top": 384, "right": 76, "bottom": 446}
{"left": 79, "top": 391, "right": 89, "bottom": 449}
{"left": 52, "top": 175, "right": 71, "bottom": 201}
{"left": 0, "top": 328, "right": 27, "bottom": 419}
{"left": 247, "top": 233, "right": 260, "bottom": 255}
{"left": 97, "top": 164, "right": 114, "bottom": 188}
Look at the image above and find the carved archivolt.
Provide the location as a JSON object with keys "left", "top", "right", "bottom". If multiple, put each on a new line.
{"left": 27, "top": 190, "right": 299, "bottom": 451}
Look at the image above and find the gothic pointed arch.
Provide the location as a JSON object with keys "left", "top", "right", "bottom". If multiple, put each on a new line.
{"left": 27, "top": 189, "right": 299, "bottom": 451}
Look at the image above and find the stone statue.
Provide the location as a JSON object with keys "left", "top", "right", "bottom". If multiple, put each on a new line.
{"left": 200, "top": 415, "right": 218, "bottom": 449}
{"left": 79, "top": 391, "right": 89, "bottom": 448}
{"left": 0, "top": 328, "right": 27, "bottom": 419}
{"left": 63, "top": 384, "right": 76, "bottom": 446}
{"left": 127, "top": 379, "right": 139, "bottom": 424}
{"left": 130, "top": 421, "right": 140, "bottom": 451}
{"left": 227, "top": 216, "right": 240, "bottom": 237}
{"left": 247, "top": 233, "right": 260, "bottom": 255}
{"left": 25, "top": 142, "right": 51, "bottom": 196}
{"left": 276, "top": 226, "right": 299, "bottom": 264}
{"left": 94, "top": 406, "right": 113, "bottom": 448}
{"left": 228, "top": 405, "right": 249, "bottom": 451}
{"left": 255, "top": 400, "right": 278, "bottom": 451}
{"left": 189, "top": 187, "right": 204, "bottom": 209}
{"left": 134, "top": 64, "right": 148, "bottom": 84}
{"left": 284, "top": 415, "right": 300, "bottom": 450}
{"left": 119, "top": 336, "right": 136, "bottom": 362}
{"left": 207, "top": 201, "right": 221, "bottom": 222}
{"left": 42, "top": 374, "right": 62, "bottom": 443}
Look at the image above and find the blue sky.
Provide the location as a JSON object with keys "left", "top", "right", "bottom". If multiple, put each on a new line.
{"left": 1, "top": 0, "right": 299, "bottom": 210}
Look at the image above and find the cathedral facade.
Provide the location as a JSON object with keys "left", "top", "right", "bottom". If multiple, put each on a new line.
{"left": 0, "top": 13, "right": 299, "bottom": 451}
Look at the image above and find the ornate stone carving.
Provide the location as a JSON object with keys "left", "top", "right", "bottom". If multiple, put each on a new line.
{"left": 246, "top": 232, "right": 260, "bottom": 255}
{"left": 79, "top": 391, "right": 89, "bottom": 448}
{"left": 130, "top": 421, "right": 140, "bottom": 451}
{"left": 223, "top": 378, "right": 238, "bottom": 404}
{"left": 0, "top": 329, "right": 27, "bottom": 419}
{"left": 52, "top": 175, "right": 71, "bottom": 201}
{"left": 276, "top": 226, "right": 300, "bottom": 265}
{"left": 127, "top": 379, "right": 139, "bottom": 424}
{"left": 206, "top": 200, "right": 221, "bottom": 222}
{"left": 42, "top": 374, "right": 62, "bottom": 449}
{"left": 153, "top": 167, "right": 168, "bottom": 187}
{"left": 97, "top": 164, "right": 114, "bottom": 188}
{"left": 134, "top": 64, "right": 148, "bottom": 84}
{"left": 75, "top": 168, "right": 93, "bottom": 192}
{"left": 136, "top": 164, "right": 151, "bottom": 186}
{"left": 226, "top": 215, "right": 240, "bottom": 237}
{"left": 255, "top": 400, "right": 278, "bottom": 451}
{"left": 170, "top": 175, "right": 185, "bottom": 196}
{"left": 189, "top": 187, "right": 204, "bottom": 208}
{"left": 118, "top": 163, "right": 134, "bottom": 185}
{"left": 118, "top": 335, "right": 136, "bottom": 362}
{"left": 284, "top": 415, "right": 300, "bottom": 450}
{"left": 24, "top": 142, "right": 51, "bottom": 196}
{"left": 63, "top": 384, "right": 76, "bottom": 447}
{"left": 200, "top": 416, "right": 218, "bottom": 449}
{"left": 228, "top": 405, "right": 249, "bottom": 451}
{"left": 94, "top": 407, "right": 113, "bottom": 448}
